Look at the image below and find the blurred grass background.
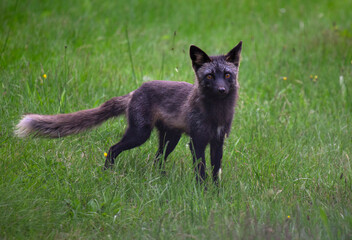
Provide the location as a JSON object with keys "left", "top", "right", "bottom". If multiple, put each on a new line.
{"left": 1, "top": 0, "right": 351, "bottom": 239}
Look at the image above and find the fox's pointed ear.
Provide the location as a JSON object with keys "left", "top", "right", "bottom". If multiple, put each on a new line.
{"left": 190, "top": 45, "right": 211, "bottom": 70}
{"left": 225, "top": 41, "right": 242, "bottom": 66}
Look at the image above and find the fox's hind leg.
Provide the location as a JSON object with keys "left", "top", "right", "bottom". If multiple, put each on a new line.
{"left": 154, "top": 124, "right": 181, "bottom": 169}
{"left": 104, "top": 104, "right": 153, "bottom": 169}
{"left": 104, "top": 125, "right": 152, "bottom": 169}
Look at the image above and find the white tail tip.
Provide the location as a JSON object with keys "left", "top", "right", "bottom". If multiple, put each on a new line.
{"left": 14, "top": 115, "right": 35, "bottom": 137}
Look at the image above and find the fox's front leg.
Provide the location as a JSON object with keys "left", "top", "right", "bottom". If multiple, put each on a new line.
{"left": 210, "top": 137, "right": 225, "bottom": 184}
{"left": 189, "top": 135, "right": 208, "bottom": 183}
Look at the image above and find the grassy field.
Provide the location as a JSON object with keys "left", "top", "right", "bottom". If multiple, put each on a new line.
{"left": 1, "top": 0, "right": 352, "bottom": 239}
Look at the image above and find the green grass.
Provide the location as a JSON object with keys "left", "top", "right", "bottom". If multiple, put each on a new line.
{"left": 1, "top": 0, "right": 352, "bottom": 239}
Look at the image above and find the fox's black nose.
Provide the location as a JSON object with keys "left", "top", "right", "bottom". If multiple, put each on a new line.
{"left": 218, "top": 87, "right": 226, "bottom": 94}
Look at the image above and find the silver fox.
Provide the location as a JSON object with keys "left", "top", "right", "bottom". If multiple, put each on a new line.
{"left": 15, "top": 41, "right": 243, "bottom": 183}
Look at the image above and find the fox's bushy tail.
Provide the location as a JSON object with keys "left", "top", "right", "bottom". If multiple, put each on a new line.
{"left": 15, "top": 94, "right": 131, "bottom": 138}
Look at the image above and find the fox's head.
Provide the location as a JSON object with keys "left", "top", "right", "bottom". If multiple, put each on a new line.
{"left": 190, "top": 41, "right": 242, "bottom": 98}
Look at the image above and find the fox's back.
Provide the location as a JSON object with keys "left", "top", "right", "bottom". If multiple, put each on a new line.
{"left": 128, "top": 80, "right": 193, "bottom": 132}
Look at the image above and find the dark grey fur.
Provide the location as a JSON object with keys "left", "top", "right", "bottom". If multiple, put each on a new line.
{"left": 15, "top": 41, "right": 243, "bottom": 183}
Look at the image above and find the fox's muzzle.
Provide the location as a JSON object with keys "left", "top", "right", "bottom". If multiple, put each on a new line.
{"left": 217, "top": 87, "right": 227, "bottom": 94}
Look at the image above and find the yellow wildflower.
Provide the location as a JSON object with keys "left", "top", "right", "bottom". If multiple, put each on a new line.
{"left": 287, "top": 215, "right": 291, "bottom": 219}
{"left": 104, "top": 152, "right": 108, "bottom": 157}
{"left": 313, "top": 75, "right": 318, "bottom": 82}
{"left": 283, "top": 77, "right": 287, "bottom": 81}
{"left": 43, "top": 74, "right": 47, "bottom": 79}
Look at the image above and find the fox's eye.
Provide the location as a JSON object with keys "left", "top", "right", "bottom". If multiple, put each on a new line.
{"left": 206, "top": 74, "right": 213, "bottom": 80}
{"left": 225, "top": 73, "right": 231, "bottom": 79}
